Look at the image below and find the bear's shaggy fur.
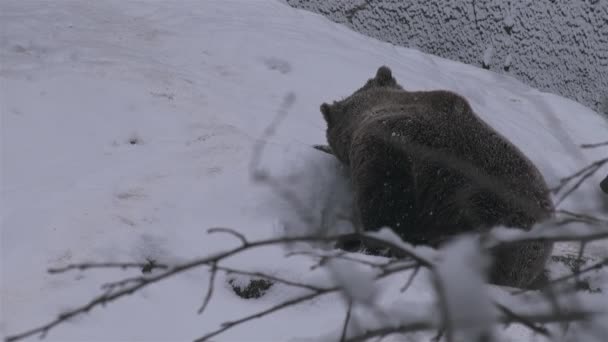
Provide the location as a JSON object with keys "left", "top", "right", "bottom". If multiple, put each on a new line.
{"left": 320, "top": 66, "right": 555, "bottom": 288}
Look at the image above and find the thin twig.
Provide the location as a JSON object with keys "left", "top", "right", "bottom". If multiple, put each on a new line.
{"left": 432, "top": 273, "right": 454, "bottom": 342}
{"left": 286, "top": 250, "right": 396, "bottom": 269}
{"left": 48, "top": 261, "right": 168, "bottom": 274}
{"left": 485, "top": 224, "right": 608, "bottom": 248}
{"left": 557, "top": 163, "right": 606, "bottom": 206}
{"left": 552, "top": 159, "right": 606, "bottom": 193}
{"left": 400, "top": 266, "right": 421, "bottom": 293}
{"left": 580, "top": 141, "right": 608, "bottom": 149}
{"left": 345, "top": 308, "right": 596, "bottom": 342}
{"left": 494, "top": 302, "right": 550, "bottom": 336}
{"left": 542, "top": 283, "right": 569, "bottom": 333}
{"left": 249, "top": 92, "right": 296, "bottom": 179}
{"left": 345, "top": 320, "right": 435, "bottom": 342}
{"left": 208, "top": 227, "right": 248, "bottom": 246}
{"left": 247, "top": 92, "right": 320, "bottom": 226}
{"left": 551, "top": 158, "right": 608, "bottom": 205}
{"left": 194, "top": 287, "right": 338, "bottom": 341}
{"left": 216, "top": 265, "right": 326, "bottom": 292}
{"left": 340, "top": 300, "right": 353, "bottom": 342}
{"left": 555, "top": 210, "right": 608, "bottom": 224}
{"left": 101, "top": 275, "right": 146, "bottom": 291}
{"left": 198, "top": 262, "right": 218, "bottom": 314}
{"left": 574, "top": 242, "right": 588, "bottom": 284}
{"left": 512, "top": 257, "right": 608, "bottom": 295}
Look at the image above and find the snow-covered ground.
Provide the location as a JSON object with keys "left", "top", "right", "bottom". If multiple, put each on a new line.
{"left": 1, "top": 0, "right": 607, "bottom": 341}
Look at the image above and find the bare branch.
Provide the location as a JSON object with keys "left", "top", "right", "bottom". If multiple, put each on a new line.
{"left": 344, "top": 320, "right": 435, "bottom": 342}
{"left": 340, "top": 300, "right": 353, "bottom": 342}
{"left": 345, "top": 307, "right": 597, "bottom": 342}
{"left": 513, "top": 257, "right": 608, "bottom": 295}
{"left": 48, "top": 261, "right": 168, "bottom": 274}
{"left": 431, "top": 273, "right": 454, "bottom": 342}
{"left": 198, "top": 262, "right": 218, "bottom": 314}
{"left": 551, "top": 157, "right": 608, "bottom": 205}
{"left": 101, "top": 275, "right": 146, "bottom": 291}
{"left": 485, "top": 223, "right": 608, "bottom": 248}
{"left": 193, "top": 287, "right": 337, "bottom": 342}
{"left": 542, "top": 283, "right": 569, "bottom": 333}
{"left": 217, "top": 265, "right": 326, "bottom": 292}
{"left": 249, "top": 92, "right": 296, "bottom": 179}
{"left": 207, "top": 227, "right": 248, "bottom": 246}
{"left": 555, "top": 210, "right": 608, "bottom": 225}
{"left": 581, "top": 141, "right": 608, "bottom": 149}
{"left": 5, "top": 274, "right": 156, "bottom": 342}
{"left": 400, "top": 265, "right": 421, "bottom": 293}
{"left": 246, "top": 92, "right": 320, "bottom": 226}
{"left": 574, "top": 242, "right": 588, "bottom": 284}
{"left": 494, "top": 302, "right": 549, "bottom": 336}
{"left": 286, "top": 250, "right": 398, "bottom": 269}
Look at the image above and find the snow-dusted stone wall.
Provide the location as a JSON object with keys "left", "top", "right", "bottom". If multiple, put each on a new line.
{"left": 287, "top": 0, "right": 608, "bottom": 116}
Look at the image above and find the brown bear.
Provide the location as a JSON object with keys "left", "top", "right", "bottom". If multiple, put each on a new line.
{"left": 319, "top": 66, "right": 555, "bottom": 288}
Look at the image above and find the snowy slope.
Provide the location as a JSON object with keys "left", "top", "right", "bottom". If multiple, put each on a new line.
{"left": 1, "top": 0, "right": 607, "bottom": 341}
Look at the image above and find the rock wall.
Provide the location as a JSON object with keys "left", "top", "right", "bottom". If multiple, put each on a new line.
{"left": 287, "top": 0, "right": 608, "bottom": 115}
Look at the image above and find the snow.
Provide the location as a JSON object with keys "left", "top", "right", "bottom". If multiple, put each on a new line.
{"left": 1, "top": 0, "right": 607, "bottom": 341}
{"left": 366, "top": 227, "right": 438, "bottom": 262}
{"left": 325, "top": 258, "right": 377, "bottom": 306}
{"left": 434, "top": 236, "right": 497, "bottom": 341}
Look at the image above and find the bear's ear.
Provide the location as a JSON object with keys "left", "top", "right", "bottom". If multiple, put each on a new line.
{"left": 320, "top": 103, "right": 332, "bottom": 125}
{"left": 375, "top": 65, "right": 393, "bottom": 84}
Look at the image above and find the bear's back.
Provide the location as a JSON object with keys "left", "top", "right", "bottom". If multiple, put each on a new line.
{"left": 350, "top": 89, "right": 552, "bottom": 235}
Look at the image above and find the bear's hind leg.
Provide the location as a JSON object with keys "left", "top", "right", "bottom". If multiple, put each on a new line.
{"left": 350, "top": 147, "right": 418, "bottom": 242}
{"left": 489, "top": 241, "right": 553, "bottom": 288}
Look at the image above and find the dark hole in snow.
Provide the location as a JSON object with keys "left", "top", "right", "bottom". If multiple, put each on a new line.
{"left": 228, "top": 277, "right": 274, "bottom": 299}
{"left": 128, "top": 137, "right": 141, "bottom": 145}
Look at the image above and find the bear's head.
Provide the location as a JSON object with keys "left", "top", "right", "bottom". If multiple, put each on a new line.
{"left": 320, "top": 66, "right": 402, "bottom": 164}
